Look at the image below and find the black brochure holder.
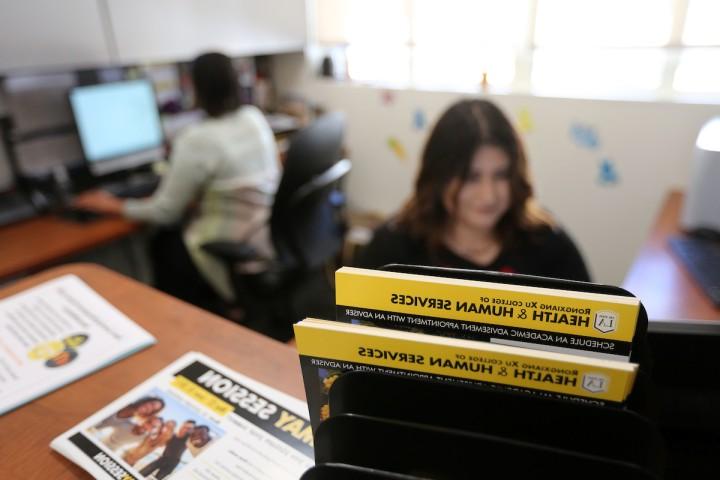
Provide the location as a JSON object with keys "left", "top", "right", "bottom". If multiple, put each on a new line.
{"left": 313, "top": 414, "right": 658, "bottom": 480}
{"left": 329, "top": 370, "right": 664, "bottom": 475}
{"left": 301, "top": 463, "right": 427, "bottom": 480}
{"left": 311, "top": 264, "right": 663, "bottom": 478}
{"left": 381, "top": 264, "right": 656, "bottom": 417}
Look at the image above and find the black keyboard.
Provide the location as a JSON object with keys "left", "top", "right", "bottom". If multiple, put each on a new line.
{"left": 669, "top": 235, "right": 720, "bottom": 307}
{"left": 57, "top": 207, "right": 106, "bottom": 223}
{"left": 0, "top": 192, "right": 37, "bottom": 227}
{"left": 101, "top": 174, "right": 160, "bottom": 199}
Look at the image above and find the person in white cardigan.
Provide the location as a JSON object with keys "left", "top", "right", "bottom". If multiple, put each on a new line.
{"left": 75, "top": 53, "right": 280, "bottom": 310}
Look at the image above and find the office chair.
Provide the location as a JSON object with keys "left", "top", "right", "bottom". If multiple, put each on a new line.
{"left": 202, "top": 112, "right": 351, "bottom": 341}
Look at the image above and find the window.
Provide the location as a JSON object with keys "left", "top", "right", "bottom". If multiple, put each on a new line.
{"left": 674, "top": 0, "right": 720, "bottom": 94}
{"left": 532, "top": 0, "right": 671, "bottom": 95}
{"left": 346, "top": 44, "right": 411, "bottom": 85}
{"left": 412, "top": 0, "right": 529, "bottom": 88}
{"left": 534, "top": 0, "right": 673, "bottom": 48}
{"left": 314, "top": 0, "right": 720, "bottom": 99}
{"left": 531, "top": 48, "right": 666, "bottom": 97}
{"left": 674, "top": 49, "right": 720, "bottom": 94}
{"left": 682, "top": 0, "right": 720, "bottom": 46}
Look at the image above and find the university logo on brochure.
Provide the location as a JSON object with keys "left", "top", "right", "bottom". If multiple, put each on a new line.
{"left": 593, "top": 310, "right": 618, "bottom": 334}
{"left": 27, "top": 334, "right": 89, "bottom": 368}
{"left": 582, "top": 373, "right": 609, "bottom": 394}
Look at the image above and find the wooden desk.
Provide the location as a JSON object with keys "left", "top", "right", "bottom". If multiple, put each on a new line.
{"left": 0, "top": 263, "right": 303, "bottom": 479}
{"left": 622, "top": 191, "right": 720, "bottom": 331}
{"left": 0, "top": 215, "right": 139, "bottom": 282}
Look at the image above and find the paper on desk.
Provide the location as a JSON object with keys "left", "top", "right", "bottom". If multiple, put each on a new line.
{"left": 51, "top": 352, "right": 313, "bottom": 480}
{"left": 0, "top": 274, "right": 156, "bottom": 415}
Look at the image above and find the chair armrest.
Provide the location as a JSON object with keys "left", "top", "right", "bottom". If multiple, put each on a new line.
{"left": 201, "top": 241, "right": 260, "bottom": 263}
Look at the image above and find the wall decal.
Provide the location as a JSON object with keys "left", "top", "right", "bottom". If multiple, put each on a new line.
{"left": 597, "top": 157, "right": 619, "bottom": 185}
{"left": 570, "top": 122, "right": 600, "bottom": 150}
{"left": 381, "top": 90, "right": 396, "bottom": 106}
{"left": 516, "top": 107, "right": 534, "bottom": 134}
{"left": 413, "top": 108, "right": 426, "bottom": 130}
{"left": 387, "top": 137, "right": 407, "bottom": 161}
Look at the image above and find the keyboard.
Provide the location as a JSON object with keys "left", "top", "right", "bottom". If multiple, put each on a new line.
{"left": 0, "top": 192, "right": 37, "bottom": 227}
{"left": 669, "top": 235, "right": 720, "bottom": 307}
{"left": 57, "top": 207, "right": 106, "bottom": 223}
{"left": 101, "top": 174, "right": 160, "bottom": 199}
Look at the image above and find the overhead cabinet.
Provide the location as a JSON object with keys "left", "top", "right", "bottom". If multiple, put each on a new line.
{"left": 0, "top": 0, "right": 113, "bottom": 73}
{"left": 0, "top": 0, "right": 306, "bottom": 73}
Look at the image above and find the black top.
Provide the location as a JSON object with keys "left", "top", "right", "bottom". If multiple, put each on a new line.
{"left": 162, "top": 433, "right": 190, "bottom": 460}
{"left": 355, "top": 221, "right": 591, "bottom": 282}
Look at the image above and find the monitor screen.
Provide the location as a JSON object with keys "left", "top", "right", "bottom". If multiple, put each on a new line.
{"left": 69, "top": 79, "right": 164, "bottom": 175}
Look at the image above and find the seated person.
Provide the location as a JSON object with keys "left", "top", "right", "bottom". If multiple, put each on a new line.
{"left": 355, "top": 99, "right": 590, "bottom": 282}
{"left": 74, "top": 52, "right": 280, "bottom": 311}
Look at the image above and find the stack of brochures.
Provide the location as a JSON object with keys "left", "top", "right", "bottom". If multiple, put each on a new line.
{"left": 295, "top": 265, "right": 663, "bottom": 479}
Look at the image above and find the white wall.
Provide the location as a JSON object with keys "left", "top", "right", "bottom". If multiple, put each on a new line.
{"left": 272, "top": 53, "right": 719, "bottom": 286}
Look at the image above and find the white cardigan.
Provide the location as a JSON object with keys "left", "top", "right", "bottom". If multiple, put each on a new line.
{"left": 124, "top": 105, "right": 280, "bottom": 301}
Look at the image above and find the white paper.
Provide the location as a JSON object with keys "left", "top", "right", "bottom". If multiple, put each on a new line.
{"left": 0, "top": 275, "right": 156, "bottom": 415}
{"left": 51, "top": 352, "right": 314, "bottom": 480}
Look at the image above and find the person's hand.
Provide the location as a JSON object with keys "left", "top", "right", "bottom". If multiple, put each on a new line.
{"left": 72, "top": 189, "right": 125, "bottom": 215}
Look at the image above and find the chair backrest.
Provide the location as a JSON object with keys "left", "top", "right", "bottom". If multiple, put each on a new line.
{"left": 271, "top": 111, "right": 350, "bottom": 271}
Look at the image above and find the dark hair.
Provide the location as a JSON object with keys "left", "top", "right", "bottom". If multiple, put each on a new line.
{"left": 119, "top": 396, "right": 165, "bottom": 417}
{"left": 191, "top": 52, "right": 240, "bottom": 117}
{"left": 397, "top": 98, "right": 551, "bottom": 253}
{"left": 192, "top": 425, "right": 212, "bottom": 447}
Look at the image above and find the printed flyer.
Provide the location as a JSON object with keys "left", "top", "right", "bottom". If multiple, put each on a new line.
{"left": 0, "top": 274, "right": 155, "bottom": 415}
{"left": 51, "top": 352, "right": 314, "bottom": 479}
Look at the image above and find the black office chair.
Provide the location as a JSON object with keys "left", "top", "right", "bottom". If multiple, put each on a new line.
{"left": 202, "top": 112, "right": 351, "bottom": 341}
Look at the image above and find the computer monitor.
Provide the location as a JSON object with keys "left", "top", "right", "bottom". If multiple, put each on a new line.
{"left": 69, "top": 79, "right": 164, "bottom": 176}
{"left": 682, "top": 116, "right": 720, "bottom": 234}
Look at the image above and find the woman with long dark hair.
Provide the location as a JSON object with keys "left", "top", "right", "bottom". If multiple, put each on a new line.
{"left": 356, "top": 99, "right": 590, "bottom": 281}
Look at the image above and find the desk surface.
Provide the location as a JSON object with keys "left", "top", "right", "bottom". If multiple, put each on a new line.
{"left": 622, "top": 191, "right": 720, "bottom": 327}
{"left": 0, "top": 215, "right": 139, "bottom": 281}
{"left": 0, "top": 263, "right": 303, "bottom": 479}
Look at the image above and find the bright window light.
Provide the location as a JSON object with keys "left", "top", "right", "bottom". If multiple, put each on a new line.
{"left": 413, "top": 46, "right": 516, "bottom": 89}
{"left": 532, "top": 48, "right": 666, "bottom": 97}
{"left": 335, "top": 0, "right": 411, "bottom": 84}
{"left": 346, "top": 44, "right": 411, "bottom": 86}
{"left": 674, "top": 48, "right": 720, "bottom": 93}
{"left": 682, "top": 0, "right": 720, "bottom": 46}
{"left": 344, "top": 0, "right": 410, "bottom": 45}
{"left": 316, "top": 0, "right": 410, "bottom": 45}
{"left": 535, "top": 0, "right": 673, "bottom": 47}
{"left": 413, "top": 0, "right": 529, "bottom": 48}
{"left": 317, "top": 0, "right": 720, "bottom": 98}
{"left": 412, "top": 0, "right": 527, "bottom": 88}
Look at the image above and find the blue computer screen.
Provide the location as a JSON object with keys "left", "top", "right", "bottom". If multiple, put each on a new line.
{"left": 70, "top": 79, "right": 163, "bottom": 163}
